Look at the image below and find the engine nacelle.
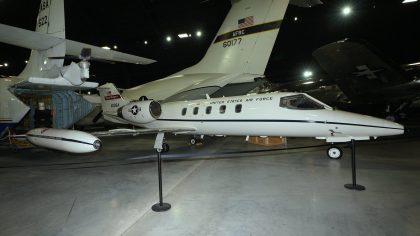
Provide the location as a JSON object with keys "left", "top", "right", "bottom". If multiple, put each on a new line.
{"left": 118, "top": 100, "right": 161, "bottom": 124}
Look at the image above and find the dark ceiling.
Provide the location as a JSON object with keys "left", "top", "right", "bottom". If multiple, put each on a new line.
{"left": 0, "top": 0, "right": 419, "bottom": 88}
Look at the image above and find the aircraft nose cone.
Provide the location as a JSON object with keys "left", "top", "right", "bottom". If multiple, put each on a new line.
{"left": 381, "top": 119, "right": 404, "bottom": 135}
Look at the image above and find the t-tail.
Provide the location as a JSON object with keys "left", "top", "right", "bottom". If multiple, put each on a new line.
{"left": 19, "top": 0, "right": 66, "bottom": 79}
{"left": 97, "top": 83, "right": 129, "bottom": 124}
{"left": 175, "top": 0, "right": 322, "bottom": 76}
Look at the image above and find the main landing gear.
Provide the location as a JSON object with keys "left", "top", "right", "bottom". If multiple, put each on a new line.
{"left": 162, "top": 142, "right": 170, "bottom": 153}
{"left": 190, "top": 136, "right": 203, "bottom": 145}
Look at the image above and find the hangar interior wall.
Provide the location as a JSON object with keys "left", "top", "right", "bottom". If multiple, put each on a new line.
{"left": 17, "top": 91, "right": 93, "bottom": 130}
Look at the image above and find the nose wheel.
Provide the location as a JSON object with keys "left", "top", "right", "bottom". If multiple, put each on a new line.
{"left": 327, "top": 146, "right": 342, "bottom": 159}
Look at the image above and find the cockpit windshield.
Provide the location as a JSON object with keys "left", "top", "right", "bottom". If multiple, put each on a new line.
{"left": 279, "top": 94, "right": 325, "bottom": 110}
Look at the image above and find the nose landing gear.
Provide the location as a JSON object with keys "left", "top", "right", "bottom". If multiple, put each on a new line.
{"left": 327, "top": 146, "right": 342, "bottom": 159}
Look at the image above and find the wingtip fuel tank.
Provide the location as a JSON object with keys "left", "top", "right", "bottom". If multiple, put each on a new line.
{"left": 26, "top": 128, "right": 101, "bottom": 153}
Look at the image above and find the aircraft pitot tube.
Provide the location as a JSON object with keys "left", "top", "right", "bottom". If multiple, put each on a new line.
{"left": 117, "top": 100, "right": 162, "bottom": 124}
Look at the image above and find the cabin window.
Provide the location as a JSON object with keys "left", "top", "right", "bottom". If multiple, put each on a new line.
{"left": 193, "top": 107, "right": 199, "bottom": 115}
{"left": 219, "top": 105, "right": 226, "bottom": 114}
{"left": 235, "top": 104, "right": 242, "bottom": 113}
{"left": 182, "top": 108, "right": 187, "bottom": 116}
{"left": 280, "top": 94, "right": 324, "bottom": 110}
{"left": 206, "top": 106, "right": 212, "bottom": 114}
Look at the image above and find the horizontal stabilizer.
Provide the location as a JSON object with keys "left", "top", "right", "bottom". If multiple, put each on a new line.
{"left": 65, "top": 40, "right": 155, "bottom": 65}
{"left": 0, "top": 23, "right": 63, "bottom": 50}
{"left": 0, "top": 23, "right": 156, "bottom": 65}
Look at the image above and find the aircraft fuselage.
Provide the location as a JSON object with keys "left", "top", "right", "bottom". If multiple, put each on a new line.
{"left": 119, "top": 92, "right": 404, "bottom": 142}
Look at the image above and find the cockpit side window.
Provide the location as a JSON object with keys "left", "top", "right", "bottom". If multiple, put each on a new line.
{"left": 280, "top": 94, "right": 324, "bottom": 110}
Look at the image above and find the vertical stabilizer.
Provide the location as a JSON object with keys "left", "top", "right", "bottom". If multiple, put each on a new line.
{"left": 19, "top": 0, "right": 66, "bottom": 78}
{"left": 176, "top": 0, "right": 290, "bottom": 76}
{"left": 97, "top": 83, "right": 129, "bottom": 115}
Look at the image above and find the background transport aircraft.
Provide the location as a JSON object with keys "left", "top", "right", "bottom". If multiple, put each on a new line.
{"left": 17, "top": 81, "right": 404, "bottom": 156}
{"left": 0, "top": 0, "right": 155, "bottom": 137}
{"left": 312, "top": 39, "right": 420, "bottom": 120}
{"left": 265, "top": 39, "right": 420, "bottom": 121}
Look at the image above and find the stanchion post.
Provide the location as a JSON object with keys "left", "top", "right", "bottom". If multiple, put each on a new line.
{"left": 151, "top": 132, "right": 171, "bottom": 212}
{"left": 344, "top": 139, "right": 366, "bottom": 191}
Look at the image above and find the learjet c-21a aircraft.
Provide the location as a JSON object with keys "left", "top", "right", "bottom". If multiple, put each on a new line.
{"left": 21, "top": 82, "right": 404, "bottom": 159}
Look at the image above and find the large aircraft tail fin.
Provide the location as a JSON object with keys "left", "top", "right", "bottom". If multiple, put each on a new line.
{"left": 18, "top": 0, "right": 66, "bottom": 78}
{"left": 176, "top": 0, "right": 321, "bottom": 76}
{"left": 97, "top": 83, "right": 129, "bottom": 115}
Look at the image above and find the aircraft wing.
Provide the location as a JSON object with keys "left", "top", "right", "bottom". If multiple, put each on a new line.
{"left": 91, "top": 127, "right": 196, "bottom": 138}
{"left": 312, "top": 39, "right": 416, "bottom": 103}
{"left": 0, "top": 23, "right": 155, "bottom": 65}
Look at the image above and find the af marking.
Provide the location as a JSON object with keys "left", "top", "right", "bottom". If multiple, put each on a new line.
{"left": 39, "top": 0, "right": 49, "bottom": 12}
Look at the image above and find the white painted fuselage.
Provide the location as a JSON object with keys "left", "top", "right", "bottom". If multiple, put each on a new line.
{"left": 120, "top": 92, "right": 404, "bottom": 142}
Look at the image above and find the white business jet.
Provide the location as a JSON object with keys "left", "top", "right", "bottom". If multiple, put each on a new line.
{"left": 22, "top": 81, "right": 403, "bottom": 156}
{"left": 82, "top": 82, "right": 403, "bottom": 157}
{"left": 0, "top": 0, "right": 155, "bottom": 136}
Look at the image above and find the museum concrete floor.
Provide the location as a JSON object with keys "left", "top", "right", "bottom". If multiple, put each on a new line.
{"left": 1, "top": 132, "right": 419, "bottom": 236}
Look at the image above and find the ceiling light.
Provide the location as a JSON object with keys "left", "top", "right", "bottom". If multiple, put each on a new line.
{"left": 178, "top": 33, "right": 190, "bottom": 38}
{"left": 196, "top": 31, "right": 202, "bottom": 37}
{"left": 342, "top": 6, "right": 352, "bottom": 16}
{"left": 144, "top": 41, "right": 148, "bottom": 45}
{"left": 102, "top": 46, "right": 111, "bottom": 50}
{"left": 303, "top": 81, "right": 314, "bottom": 85}
{"left": 303, "top": 70, "right": 313, "bottom": 78}
{"left": 402, "top": 0, "right": 417, "bottom": 3}
{"left": 166, "top": 36, "right": 172, "bottom": 42}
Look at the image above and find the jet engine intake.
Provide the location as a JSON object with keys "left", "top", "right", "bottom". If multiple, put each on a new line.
{"left": 118, "top": 100, "right": 161, "bottom": 124}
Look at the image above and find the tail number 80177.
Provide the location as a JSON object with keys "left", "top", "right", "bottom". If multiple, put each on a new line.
{"left": 223, "top": 38, "right": 242, "bottom": 48}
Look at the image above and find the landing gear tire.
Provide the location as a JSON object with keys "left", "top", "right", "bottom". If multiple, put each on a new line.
{"left": 190, "top": 137, "right": 203, "bottom": 145}
{"left": 162, "top": 143, "right": 170, "bottom": 153}
{"left": 190, "top": 138, "right": 197, "bottom": 145}
{"left": 327, "top": 146, "right": 342, "bottom": 159}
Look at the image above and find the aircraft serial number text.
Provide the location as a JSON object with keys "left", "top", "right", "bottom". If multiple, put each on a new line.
{"left": 223, "top": 38, "right": 242, "bottom": 48}
{"left": 38, "top": 16, "right": 48, "bottom": 27}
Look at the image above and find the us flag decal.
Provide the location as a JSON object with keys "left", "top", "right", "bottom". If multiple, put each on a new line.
{"left": 238, "top": 16, "right": 254, "bottom": 28}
